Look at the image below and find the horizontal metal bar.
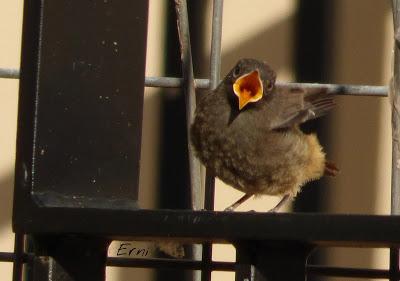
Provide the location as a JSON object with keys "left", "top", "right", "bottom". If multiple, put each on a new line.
{"left": 284, "top": 82, "right": 388, "bottom": 97}
{"left": 307, "top": 265, "right": 394, "bottom": 279}
{"left": 2, "top": 251, "right": 394, "bottom": 278}
{"left": 17, "top": 210, "right": 400, "bottom": 246}
{"left": 145, "top": 76, "right": 210, "bottom": 88}
{"left": 107, "top": 257, "right": 235, "bottom": 271}
{"left": 0, "top": 252, "right": 31, "bottom": 263}
{"left": 0, "top": 252, "right": 15, "bottom": 262}
{"left": 0, "top": 68, "right": 19, "bottom": 79}
{"left": 107, "top": 259, "right": 396, "bottom": 279}
{"left": 0, "top": 67, "right": 388, "bottom": 97}
{"left": 146, "top": 77, "right": 389, "bottom": 97}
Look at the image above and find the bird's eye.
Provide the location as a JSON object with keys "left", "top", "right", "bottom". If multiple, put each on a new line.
{"left": 233, "top": 66, "right": 241, "bottom": 78}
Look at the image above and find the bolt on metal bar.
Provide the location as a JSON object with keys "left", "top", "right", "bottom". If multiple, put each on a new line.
{"left": 175, "top": 0, "right": 203, "bottom": 211}
{"left": 391, "top": 1, "right": 400, "bottom": 280}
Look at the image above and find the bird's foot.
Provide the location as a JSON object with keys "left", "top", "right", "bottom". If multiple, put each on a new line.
{"left": 267, "top": 194, "right": 290, "bottom": 213}
{"left": 224, "top": 206, "right": 235, "bottom": 212}
{"left": 224, "top": 193, "right": 254, "bottom": 212}
{"left": 325, "top": 161, "right": 339, "bottom": 177}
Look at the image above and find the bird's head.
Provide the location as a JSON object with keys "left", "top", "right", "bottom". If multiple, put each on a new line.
{"left": 227, "top": 58, "right": 276, "bottom": 110}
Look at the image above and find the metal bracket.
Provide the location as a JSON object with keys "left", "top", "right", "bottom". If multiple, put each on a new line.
{"left": 235, "top": 242, "right": 314, "bottom": 281}
{"left": 29, "top": 236, "right": 110, "bottom": 281}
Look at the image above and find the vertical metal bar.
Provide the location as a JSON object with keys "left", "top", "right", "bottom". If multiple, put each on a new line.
{"left": 202, "top": 2, "right": 224, "bottom": 281}
{"left": 175, "top": 2, "right": 203, "bottom": 281}
{"left": 203, "top": 0, "right": 224, "bottom": 211}
{"left": 175, "top": 0, "right": 203, "bottom": 211}
{"left": 209, "top": 0, "right": 223, "bottom": 90}
{"left": 391, "top": 2, "right": 400, "bottom": 280}
{"left": 12, "top": 233, "right": 24, "bottom": 281}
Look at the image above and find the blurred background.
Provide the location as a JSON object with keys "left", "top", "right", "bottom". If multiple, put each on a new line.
{"left": 0, "top": 0, "right": 393, "bottom": 280}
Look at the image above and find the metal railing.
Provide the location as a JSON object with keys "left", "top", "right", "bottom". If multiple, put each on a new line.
{"left": 1, "top": 0, "right": 399, "bottom": 281}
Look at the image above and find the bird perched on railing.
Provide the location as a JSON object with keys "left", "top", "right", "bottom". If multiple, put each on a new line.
{"left": 191, "top": 58, "right": 338, "bottom": 211}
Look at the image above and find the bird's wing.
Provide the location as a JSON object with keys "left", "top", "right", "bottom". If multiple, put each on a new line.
{"left": 270, "top": 86, "right": 335, "bottom": 129}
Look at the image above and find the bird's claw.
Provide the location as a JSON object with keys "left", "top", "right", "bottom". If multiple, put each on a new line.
{"left": 224, "top": 206, "right": 235, "bottom": 212}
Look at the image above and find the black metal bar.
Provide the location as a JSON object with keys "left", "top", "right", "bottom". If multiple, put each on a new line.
{"left": 12, "top": 233, "right": 24, "bottom": 281}
{"left": 0, "top": 252, "right": 14, "bottom": 262}
{"left": 235, "top": 242, "right": 313, "bottom": 281}
{"left": 390, "top": 247, "right": 400, "bottom": 281}
{"left": 3, "top": 251, "right": 400, "bottom": 279}
{"left": 14, "top": 210, "right": 400, "bottom": 247}
{"left": 30, "top": 236, "right": 110, "bottom": 281}
{"left": 107, "top": 257, "right": 235, "bottom": 271}
{"left": 0, "top": 252, "right": 33, "bottom": 263}
{"left": 13, "top": 0, "right": 149, "bottom": 280}
{"left": 234, "top": 243, "right": 255, "bottom": 281}
{"left": 307, "top": 265, "right": 394, "bottom": 279}
{"left": 13, "top": 0, "right": 148, "bottom": 229}
{"left": 201, "top": 172, "right": 215, "bottom": 281}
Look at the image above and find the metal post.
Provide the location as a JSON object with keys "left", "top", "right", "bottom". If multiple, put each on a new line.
{"left": 30, "top": 236, "right": 110, "bottom": 281}
{"left": 175, "top": 0, "right": 203, "bottom": 211}
{"left": 12, "top": 233, "right": 24, "bottom": 281}
{"left": 391, "top": 1, "right": 400, "bottom": 280}
{"left": 13, "top": 0, "right": 149, "bottom": 280}
{"left": 235, "top": 242, "right": 313, "bottom": 281}
{"left": 201, "top": 1, "right": 224, "bottom": 281}
{"left": 175, "top": 2, "right": 203, "bottom": 281}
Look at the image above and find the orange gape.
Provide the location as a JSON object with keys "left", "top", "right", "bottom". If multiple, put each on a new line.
{"left": 233, "top": 70, "right": 263, "bottom": 110}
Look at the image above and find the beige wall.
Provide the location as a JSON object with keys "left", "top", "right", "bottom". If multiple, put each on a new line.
{"left": 0, "top": 1, "right": 394, "bottom": 281}
{"left": 0, "top": 0, "right": 23, "bottom": 279}
{"left": 326, "top": 1, "right": 392, "bottom": 280}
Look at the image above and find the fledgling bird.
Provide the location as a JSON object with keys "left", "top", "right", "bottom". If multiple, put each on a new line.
{"left": 191, "top": 58, "right": 338, "bottom": 211}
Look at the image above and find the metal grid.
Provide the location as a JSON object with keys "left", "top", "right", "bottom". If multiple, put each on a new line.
{"left": 0, "top": 0, "right": 399, "bottom": 281}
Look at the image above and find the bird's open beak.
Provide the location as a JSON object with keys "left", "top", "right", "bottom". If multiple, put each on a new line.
{"left": 233, "top": 69, "right": 263, "bottom": 110}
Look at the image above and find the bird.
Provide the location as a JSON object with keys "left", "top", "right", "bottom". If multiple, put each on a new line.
{"left": 190, "top": 58, "right": 338, "bottom": 212}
